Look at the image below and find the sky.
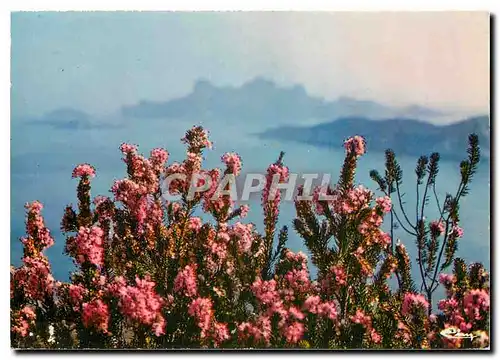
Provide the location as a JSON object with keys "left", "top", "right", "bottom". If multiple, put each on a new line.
{"left": 11, "top": 11, "right": 490, "bottom": 117}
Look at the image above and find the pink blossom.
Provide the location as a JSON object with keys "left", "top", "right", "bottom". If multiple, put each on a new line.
{"left": 221, "top": 152, "right": 242, "bottom": 176}
{"left": 283, "top": 321, "right": 304, "bottom": 344}
{"left": 188, "top": 217, "right": 203, "bottom": 231}
{"left": 439, "top": 273, "right": 456, "bottom": 285}
{"left": 402, "top": 292, "right": 429, "bottom": 316}
{"left": 25, "top": 200, "right": 43, "bottom": 213}
{"left": 152, "top": 316, "right": 166, "bottom": 337}
{"left": 370, "top": 329, "right": 382, "bottom": 344}
{"left": 288, "top": 306, "right": 305, "bottom": 320}
{"left": 229, "top": 222, "right": 254, "bottom": 254}
{"left": 69, "top": 284, "right": 87, "bottom": 307}
{"left": 251, "top": 278, "right": 280, "bottom": 306}
{"left": 188, "top": 297, "right": 214, "bottom": 338}
{"left": 11, "top": 306, "right": 36, "bottom": 337}
{"left": 463, "top": 289, "right": 489, "bottom": 321}
{"left": 174, "top": 265, "right": 198, "bottom": 298}
{"left": 262, "top": 163, "right": 289, "bottom": 217}
{"left": 82, "top": 299, "right": 109, "bottom": 333}
{"left": 23, "top": 201, "right": 54, "bottom": 251}
{"left": 284, "top": 268, "right": 311, "bottom": 294}
{"left": 213, "top": 322, "right": 230, "bottom": 346}
{"left": 344, "top": 135, "right": 366, "bottom": 157}
{"left": 303, "top": 295, "right": 321, "bottom": 314}
{"left": 14, "top": 256, "right": 54, "bottom": 301}
{"left": 375, "top": 196, "right": 392, "bottom": 213}
{"left": 72, "top": 226, "right": 105, "bottom": 267}
{"left": 350, "top": 309, "right": 371, "bottom": 328}
{"left": 238, "top": 316, "right": 272, "bottom": 346}
{"left": 317, "top": 301, "right": 338, "bottom": 321}
{"left": 150, "top": 148, "right": 169, "bottom": 171}
{"left": 181, "top": 126, "right": 212, "bottom": 150}
{"left": 120, "top": 143, "right": 138, "bottom": 155}
{"left": 332, "top": 265, "right": 347, "bottom": 286}
{"left": 430, "top": 220, "right": 446, "bottom": 236}
{"left": 109, "top": 276, "right": 165, "bottom": 335}
{"left": 452, "top": 225, "right": 464, "bottom": 238}
{"left": 239, "top": 204, "right": 250, "bottom": 218}
{"left": 72, "top": 163, "right": 96, "bottom": 178}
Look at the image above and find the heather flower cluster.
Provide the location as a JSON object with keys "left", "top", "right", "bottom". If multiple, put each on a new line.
{"left": 11, "top": 127, "right": 489, "bottom": 350}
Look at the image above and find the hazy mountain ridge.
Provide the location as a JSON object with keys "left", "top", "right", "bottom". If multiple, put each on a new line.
{"left": 259, "top": 115, "right": 490, "bottom": 161}
{"left": 20, "top": 108, "right": 121, "bottom": 130}
{"left": 121, "top": 77, "right": 461, "bottom": 124}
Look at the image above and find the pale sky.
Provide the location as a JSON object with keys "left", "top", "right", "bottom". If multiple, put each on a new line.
{"left": 11, "top": 11, "right": 490, "bottom": 117}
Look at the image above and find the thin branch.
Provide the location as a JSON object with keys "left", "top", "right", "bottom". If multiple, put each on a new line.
{"left": 433, "top": 182, "right": 444, "bottom": 221}
{"left": 419, "top": 171, "right": 433, "bottom": 223}
{"left": 395, "top": 179, "right": 416, "bottom": 231}
{"left": 391, "top": 209, "right": 417, "bottom": 237}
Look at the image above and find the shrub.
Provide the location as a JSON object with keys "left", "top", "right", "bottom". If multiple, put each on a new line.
{"left": 10, "top": 126, "right": 489, "bottom": 349}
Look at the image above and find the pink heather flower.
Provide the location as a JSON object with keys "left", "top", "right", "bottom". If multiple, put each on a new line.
{"left": 370, "top": 329, "right": 382, "bottom": 344}
{"left": 332, "top": 265, "right": 347, "bottom": 286}
{"left": 181, "top": 126, "right": 212, "bottom": 150}
{"left": 344, "top": 135, "right": 366, "bottom": 157}
{"left": 317, "top": 302, "right": 338, "bottom": 321}
{"left": 25, "top": 200, "right": 43, "bottom": 213}
{"left": 72, "top": 163, "right": 96, "bottom": 178}
{"left": 238, "top": 316, "right": 272, "bottom": 346}
{"left": 174, "top": 265, "right": 198, "bottom": 298}
{"left": 452, "top": 225, "right": 464, "bottom": 238}
{"left": 150, "top": 148, "right": 169, "bottom": 170}
{"left": 109, "top": 276, "right": 165, "bottom": 335}
{"left": 188, "top": 297, "right": 214, "bottom": 337}
{"left": 429, "top": 314, "right": 437, "bottom": 323}
{"left": 82, "top": 299, "right": 109, "bottom": 333}
{"left": 73, "top": 226, "right": 105, "bottom": 267}
{"left": 439, "top": 273, "right": 456, "bottom": 285}
{"left": 402, "top": 292, "right": 429, "bottom": 316}
{"left": 152, "top": 316, "right": 166, "bottom": 337}
{"left": 11, "top": 306, "right": 36, "bottom": 337}
{"left": 229, "top": 222, "right": 254, "bottom": 254}
{"left": 120, "top": 143, "right": 138, "bottom": 155}
{"left": 284, "top": 250, "right": 308, "bottom": 267}
{"left": 23, "top": 201, "right": 54, "bottom": 250}
{"left": 438, "top": 297, "right": 459, "bottom": 312}
{"left": 463, "top": 289, "right": 489, "bottom": 321}
{"left": 288, "top": 306, "right": 305, "bottom": 320}
{"left": 239, "top": 204, "right": 250, "bottom": 218}
{"left": 430, "top": 220, "right": 446, "bottom": 236}
{"left": 21, "top": 306, "right": 36, "bottom": 320}
{"left": 69, "top": 284, "right": 87, "bottom": 306}
{"left": 221, "top": 152, "right": 242, "bottom": 176}
{"left": 188, "top": 217, "right": 203, "bottom": 231}
{"left": 283, "top": 321, "right": 304, "bottom": 344}
{"left": 284, "top": 268, "right": 311, "bottom": 294}
{"left": 213, "top": 322, "right": 230, "bottom": 346}
{"left": 262, "top": 163, "right": 289, "bottom": 205}
{"left": 335, "top": 185, "right": 372, "bottom": 215}
{"left": 14, "top": 257, "right": 54, "bottom": 301}
{"left": 303, "top": 295, "right": 321, "bottom": 314}
{"left": 350, "top": 309, "right": 371, "bottom": 328}
{"left": 376, "top": 196, "right": 392, "bottom": 213}
{"left": 251, "top": 278, "right": 280, "bottom": 306}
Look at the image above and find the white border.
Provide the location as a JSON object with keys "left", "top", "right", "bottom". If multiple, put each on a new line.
{"left": 3, "top": 1, "right": 497, "bottom": 359}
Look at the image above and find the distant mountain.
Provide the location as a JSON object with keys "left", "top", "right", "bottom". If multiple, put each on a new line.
{"left": 21, "top": 108, "right": 119, "bottom": 130}
{"left": 258, "top": 116, "right": 490, "bottom": 161}
{"left": 121, "top": 77, "right": 453, "bottom": 124}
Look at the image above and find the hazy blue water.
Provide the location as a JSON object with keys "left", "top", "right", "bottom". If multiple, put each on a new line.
{"left": 11, "top": 118, "right": 490, "bottom": 290}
